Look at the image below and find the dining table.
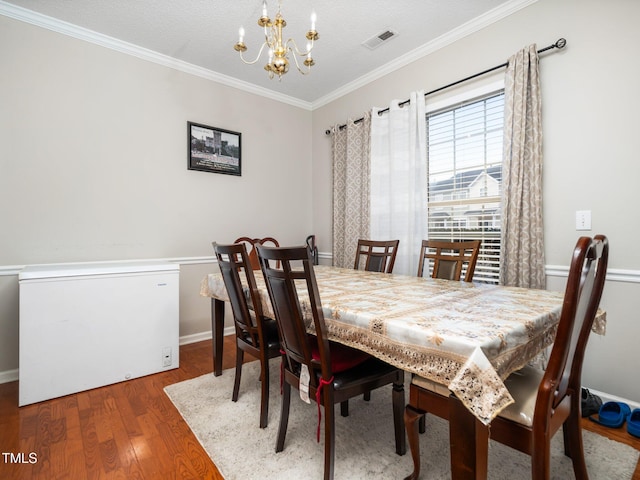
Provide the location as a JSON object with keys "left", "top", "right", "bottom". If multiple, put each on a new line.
{"left": 200, "top": 264, "right": 606, "bottom": 479}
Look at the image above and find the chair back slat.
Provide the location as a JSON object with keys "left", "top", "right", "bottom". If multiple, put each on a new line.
{"left": 436, "top": 259, "right": 458, "bottom": 280}
{"left": 354, "top": 239, "right": 400, "bottom": 274}
{"left": 417, "top": 239, "right": 481, "bottom": 282}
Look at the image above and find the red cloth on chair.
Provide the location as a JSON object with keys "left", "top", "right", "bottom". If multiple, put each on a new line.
{"left": 311, "top": 340, "right": 370, "bottom": 373}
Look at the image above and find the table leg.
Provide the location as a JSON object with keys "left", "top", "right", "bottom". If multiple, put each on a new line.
{"left": 449, "top": 395, "right": 489, "bottom": 480}
{"left": 403, "top": 405, "right": 424, "bottom": 480}
{"left": 211, "top": 298, "right": 225, "bottom": 376}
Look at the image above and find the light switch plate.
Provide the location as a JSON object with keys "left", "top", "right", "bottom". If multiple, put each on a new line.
{"left": 576, "top": 210, "right": 592, "bottom": 231}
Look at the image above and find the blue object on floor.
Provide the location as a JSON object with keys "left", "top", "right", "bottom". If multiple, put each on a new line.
{"left": 627, "top": 409, "right": 640, "bottom": 438}
{"left": 589, "top": 401, "right": 631, "bottom": 428}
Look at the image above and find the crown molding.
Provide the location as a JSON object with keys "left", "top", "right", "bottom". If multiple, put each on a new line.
{"left": 311, "top": 0, "right": 539, "bottom": 109}
{"left": 0, "top": 1, "right": 313, "bottom": 111}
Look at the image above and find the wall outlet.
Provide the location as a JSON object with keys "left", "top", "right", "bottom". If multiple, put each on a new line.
{"left": 162, "top": 346, "right": 172, "bottom": 367}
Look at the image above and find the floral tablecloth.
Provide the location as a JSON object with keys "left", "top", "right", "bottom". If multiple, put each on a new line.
{"left": 201, "top": 265, "right": 605, "bottom": 424}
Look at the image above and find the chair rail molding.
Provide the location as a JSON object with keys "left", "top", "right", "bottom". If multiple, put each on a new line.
{"left": 545, "top": 265, "right": 640, "bottom": 284}
{"left": 2, "top": 258, "right": 640, "bottom": 283}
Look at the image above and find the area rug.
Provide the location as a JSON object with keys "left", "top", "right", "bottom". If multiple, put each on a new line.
{"left": 164, "top": 361, "right": 639, "bottom": 479}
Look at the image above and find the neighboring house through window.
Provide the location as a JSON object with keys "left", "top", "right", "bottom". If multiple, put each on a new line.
{"left": 426, "top": 84, "right": 504, "bottom": 284}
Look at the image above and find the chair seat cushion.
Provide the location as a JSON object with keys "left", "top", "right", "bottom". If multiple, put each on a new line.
{"left": 331, "top": 356, "right": 400, "bottom": 389}
{"left": 410, "top": 375, "right": 451, "bottom": 398}
{"left": 499, "top": 365, "right": 544, "bottom": 427}
{"left": 410, "top": 366, "right": 544, "bottom": 428}
{"left": 312, "top": 340, "right": 371, "bottom": 373}
{"left": 240, "top": 315, "right": 280, "bottom": 350}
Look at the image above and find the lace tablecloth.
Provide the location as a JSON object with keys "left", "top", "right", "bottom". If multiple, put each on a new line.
{"left": 201, "top": 265, "right": 605, "bottom": 424}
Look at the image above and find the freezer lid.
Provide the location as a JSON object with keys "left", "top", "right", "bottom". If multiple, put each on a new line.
{"left": 19, "top": 260, "right": 180, "bottom": 281}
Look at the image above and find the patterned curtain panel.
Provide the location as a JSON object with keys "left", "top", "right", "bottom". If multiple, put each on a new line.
{"left": 331, "top": 113, "right": 371, "bottom": 269}
{"left": 500, "top": 45, "right": 545, "bottom": 288}
{"left": 370, "top": 91, "right": 428, "bottom": 276}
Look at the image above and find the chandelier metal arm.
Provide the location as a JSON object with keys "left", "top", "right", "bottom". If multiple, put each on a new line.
{"left": 288, "top": 48, "right": 311, "bottom": 75}
{"left": 284, "top": 37, "right": 314, "bottom": 57}
{"left": 284, "top": 41, "right": 313, "bottom": 74}
{"left": 236, "top": 42, "right": 271, "bottom": 66}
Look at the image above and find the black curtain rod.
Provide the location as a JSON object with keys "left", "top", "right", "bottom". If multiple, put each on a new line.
{"left": 325, "top": 38, "right": 566, "bottom": 135}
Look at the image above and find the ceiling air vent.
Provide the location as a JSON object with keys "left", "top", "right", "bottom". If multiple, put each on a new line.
{"left": 362, "top": 29, "right": 398, "bottom": 50}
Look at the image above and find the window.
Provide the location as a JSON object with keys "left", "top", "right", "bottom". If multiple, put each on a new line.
{"left": 427, "top": 91, "right": 504, "bottom": 284}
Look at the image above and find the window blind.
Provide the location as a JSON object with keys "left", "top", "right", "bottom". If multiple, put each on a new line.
{"left": 427, "top": 92, "right": 504, "bottom": 284}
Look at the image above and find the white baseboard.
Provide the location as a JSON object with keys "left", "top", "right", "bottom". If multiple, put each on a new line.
{"left": 178, "top": 331, "right": 212, "bottom": 345}
{"left": 178, "top": 327, "right": 234, "bottom": 346}
{"left": 587, "top": 387, "right": 640, "bottom": 413}
{"left": 0, "top": 368, "right": 18, "bottom": 384}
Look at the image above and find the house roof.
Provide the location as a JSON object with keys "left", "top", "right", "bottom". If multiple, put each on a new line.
{"left": 430, "top": 165, "right": 501, "bottom": 193}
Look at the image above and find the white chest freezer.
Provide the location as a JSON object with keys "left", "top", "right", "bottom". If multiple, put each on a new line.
{"left": 19, "top": 260, "right": 180, "bottom": 406}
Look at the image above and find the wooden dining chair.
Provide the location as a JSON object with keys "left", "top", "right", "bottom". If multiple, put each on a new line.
{"left": 403, "top": 235, "right": 609, "bottom": 480}
{"left": 416, "top": 239, "right": 481, "bottom": 281}
{"left": 234, "top": 236, "right": 279, "bottom": 270}
{"left": 257, "top": 244, "right": 406, "bottom": 480}
{"left": 353, "top": 239, "right": 400, "bottom": 273}
{"left": 213, "top": 242, "right": 281, "bottom": 428}
{"left": 306, "top": 234, "right": 319, "bottom": 265}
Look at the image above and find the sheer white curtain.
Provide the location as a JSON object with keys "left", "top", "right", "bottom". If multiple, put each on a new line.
{"left": 500, "top": 45, "right": 545, "bottom": 288}
{"left": 370, "top": 91, "right": 428, "bottom": 276}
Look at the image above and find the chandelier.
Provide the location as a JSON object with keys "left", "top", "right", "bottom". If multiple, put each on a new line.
{"left": 233, "top": 1, "right": 319, "bottom": 80}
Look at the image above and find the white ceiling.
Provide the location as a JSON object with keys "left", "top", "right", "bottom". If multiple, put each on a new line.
{"left": 1, "top": 0, "right": 534, "bottom": 108}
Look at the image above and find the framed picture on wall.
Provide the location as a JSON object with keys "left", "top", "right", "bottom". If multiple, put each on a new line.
{"left": 188, "top": 122, "right": 241, "bottom": 176}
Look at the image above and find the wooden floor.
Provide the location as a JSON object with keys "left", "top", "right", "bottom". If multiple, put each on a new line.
{"left": 1, "top": 338, "right": 638, "bottom": 479}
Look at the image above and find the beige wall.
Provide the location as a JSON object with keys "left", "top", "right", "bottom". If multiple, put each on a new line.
{"left": 0, "top": 15, "right": 313, "bottom": 376}
{"left": 311, "top": 0, "right": 640, "bottom": 403}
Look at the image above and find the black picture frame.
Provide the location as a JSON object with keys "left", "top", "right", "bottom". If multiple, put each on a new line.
{"left": 188, "top": 122, "right": 241, "bottom": 176}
